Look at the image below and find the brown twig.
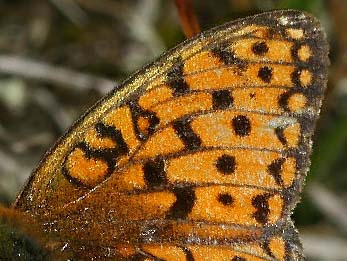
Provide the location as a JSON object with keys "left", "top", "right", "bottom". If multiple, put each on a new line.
{"left": 174, "top": 0, "right": 201, "bottom": 38}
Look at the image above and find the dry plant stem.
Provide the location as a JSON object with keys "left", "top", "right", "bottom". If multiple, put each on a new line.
{"left": 75, "top": 0, "right": 127, "bottom": 18}
{"left": 0, "top": 55, "right": 115, "bottom": 94}
{"left": 31, "top": 87, "right": 73, "bottom": 132}
{"left": 120, "top": 0, "right": 165, "bottom": 70}
{"left": 123, "top": 0, "right": 164, "bottom": 53}
{"left": 0, "top": 149, "right": 26, "bottom": 177}
{"left": 49, "top": 0, "right": 87, "bottom": 26}
{"left": 301, "top": 233, "right": 347, "bottom": 260}
{"left": 77, "top": 0, "right": 165, "bottom": 70}
{"left": 307, "top": 183, "right": 347, "bottom": 233}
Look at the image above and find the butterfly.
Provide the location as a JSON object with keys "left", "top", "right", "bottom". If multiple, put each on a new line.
{"left": 12, "top": 9, "right": 328, "bottom": 260}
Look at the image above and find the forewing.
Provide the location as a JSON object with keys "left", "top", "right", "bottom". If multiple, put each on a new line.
{"left": 15, "top": 10, "right": 328, "bottom": 260}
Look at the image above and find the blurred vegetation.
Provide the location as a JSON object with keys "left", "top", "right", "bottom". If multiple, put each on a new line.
{"left": 0, "top": 0, "right": 346, "bottom": 260}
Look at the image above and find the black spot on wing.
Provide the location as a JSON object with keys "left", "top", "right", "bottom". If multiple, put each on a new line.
{"left": 252, "top": 193, "right": 271, "bottom": 224}
{"left": 95, "top": 122, "right": 129, "bottom": 154}
{"left": 275, "top": 127, "right": 288, "bottom": 146}
{"left": 182, "top": 247, "right": 194, "bottom": 261}
{"left": 252, "top": 41, "right": 269, "bottom": 55}
{"left": 267, "top": 158, "right": 285, "bottom": 186}
{"left": 212, "top": 90, "right": 234, "bottom": 110}
{"left": 129, "top": 100, "right": 160, "bottom": 141}
{"left": 167, "top": 187, "right": 196, "bottom": 220}
{"left": 216, "top": 154, "right": 236, "bottom": 174}
{"left": 249, "top": 92, "right": 256, "bottom": 99}
{"left": 218, "top": 193, "right": 234, "bottom": 206}
{"left": 231, "top": 115, "right": 251, "bottom": 137}
{"left": 211, "top": 44, "right": 247, "bottom": 75}
{"left": 143, "top": 157, "right": 167, "bottom": 188}
{"left": 258, "top": 66, "right": 273, "bottom": 83}
{"left": 173, "top": 119, "right": 201, "bottom": 150}
{"left": 167, "top": 57, "right": 190, "bottom": 95}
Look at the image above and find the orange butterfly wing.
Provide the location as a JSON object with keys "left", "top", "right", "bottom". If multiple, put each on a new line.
{"left": 14, "top": 10, "right": 328, "bottom": 260}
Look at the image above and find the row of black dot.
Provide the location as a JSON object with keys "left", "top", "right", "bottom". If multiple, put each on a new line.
{"left": 217, "top": 191, "right": 274, "bottom": 225}
{"left": 252, "top": 40, "right": 274, "bottom": 83}
{"left": 142, "top": 154, "right": 275, "bottom": 224}
{"left": 172, "top": 114, "right": 252, "bottom": 153}
{"left": 142, "top": 152, "right": 286, "bottom": 190}
{"left": 182, "top": 42, "right": 309, "bottom": 115}
{"left": 64, "top": 113, "right": 287, "bottom": 189}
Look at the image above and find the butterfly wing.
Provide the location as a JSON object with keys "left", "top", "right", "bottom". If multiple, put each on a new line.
{"left": 14, "top": 10, "right": 328, "bottom": 260}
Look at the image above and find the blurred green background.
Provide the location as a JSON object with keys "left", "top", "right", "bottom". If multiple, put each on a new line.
{"left": 0, "top": 0, "right": 346, "bottom": 260}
